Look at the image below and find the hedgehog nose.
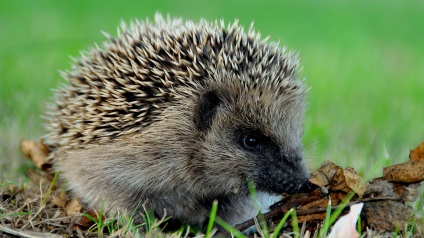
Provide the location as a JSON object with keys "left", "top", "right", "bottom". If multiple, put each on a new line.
{"left": 286, "top": 172, "right": 310, "bottom": 194}
{"left": 290, "top": 158, "right": 311, "bottom": 193}
{"left": 297, "top": 179, "right": 318, "bottom": 193}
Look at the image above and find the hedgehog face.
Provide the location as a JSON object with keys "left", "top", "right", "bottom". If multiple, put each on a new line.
{"left": 193, "top": 81, "right": 310, "bottom": 195}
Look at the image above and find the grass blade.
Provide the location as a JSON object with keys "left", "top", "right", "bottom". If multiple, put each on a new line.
{"left": 291, "top": 209, "right": 299, "bottom": 238}
{"left": 272, "top": 208, "right": 293, "bottom": 238}
{"left": 320, "top": 197, "right": 333, "bottom": 237}
{"left": 215, "top": 217, "right": 247, "bottom": 238}
{"left": 41, "top": 171, "right": 59, "bottom": 206}
{"left": 0, "top": 212, "right": 31, "bottom": 220}
{"left": 247, "top": 180, "right": 269, "bottom": 237}
{"left": 205, "top": 200, "right": 218, "bottom": 237}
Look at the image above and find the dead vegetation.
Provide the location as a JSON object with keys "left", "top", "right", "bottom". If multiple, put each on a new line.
{"left": 0, "top": 141, "right": 423, "bottom": 237}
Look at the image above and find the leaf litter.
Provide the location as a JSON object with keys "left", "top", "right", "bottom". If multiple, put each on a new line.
{"left": 0, "top": 140, "right": 423, "bottom": 237}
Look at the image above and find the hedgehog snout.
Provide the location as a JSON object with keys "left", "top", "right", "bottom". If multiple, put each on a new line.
{"left": 280, "top": 153, "right": 310, "bottom": 194}
{"left": 254, "top": 150, "right": 310, "bottom": 195}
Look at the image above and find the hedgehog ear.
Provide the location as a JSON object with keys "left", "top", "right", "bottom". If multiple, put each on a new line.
{"left": 195, "top": 91, "right": 222, "bottom": 131}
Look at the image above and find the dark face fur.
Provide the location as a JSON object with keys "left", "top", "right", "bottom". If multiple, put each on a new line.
{"left": 192, "top": 79, "right": 310, "bottom": 196}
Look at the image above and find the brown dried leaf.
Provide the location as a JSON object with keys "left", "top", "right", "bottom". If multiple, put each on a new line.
{"left": 309, "top": 161, "right": 340, "bottom": 187}
{"left": 39, "top": 139, "right": 51, "bottom": 155}
{"left": 74, "top": 210, "right": 97, "bottom": 229}
{"left": 383, "top": 161, "right": 424, "bottom": 183}
{"left": 20, "top": 140, "right": 51, "bottom": 171}
{"left": 271, "top": 189, "right": 325, "bottom": 210}
{"left": 330, "top": 167, "right": 350, "bottom": 192}
{"left": 410, "top": 141, "right": 424, "bottom": 162}
{"left": 299, "top": 197, "right": 329, "bottom": 210}
{"left": 344, "top": 167, "right": 369, "bottom": 196}
{"left": 323, "top": 165, "right": 368, "bottom": 196}
{"left": 66, "top": 199, "right": 83, "bottom": 216}
{"left": 297, "top": 213, "right": 327, "bottom": 223}
{"left": 364, "top": 179, "right": 394, "bottom": 198}
{"left": 363, "top": 200, "right": 413, "bottom": 232}
{"left": 51, "top": 193, "right": 68, "bottom": 209}
{"left": 392, "top": 183, "right": 421, "bottom": 202}
{"left": 328, "top": 192, "right": 346, "bottom": 205}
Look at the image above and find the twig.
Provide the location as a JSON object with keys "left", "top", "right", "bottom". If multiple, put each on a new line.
{"left": 21, "top": 204, "right": 46, "bottom": 230}
{"left": 234, "top": 196, "right": 401, "bottom": 232}
{"left": 30, "top": 216, "right": 74, "bottom": 227}
{"left": 0, "top": 225, "right": 63, "bottom": 238}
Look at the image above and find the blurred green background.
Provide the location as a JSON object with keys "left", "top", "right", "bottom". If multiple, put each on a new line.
{"left": 1, "top": 0, "right": 423, "bottom": 182}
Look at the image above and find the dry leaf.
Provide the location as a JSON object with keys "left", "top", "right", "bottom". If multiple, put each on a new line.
{"left": 74, "top": 210, "right": 98, "bottom": 229}
{"left": 330, "top": 167, "right": 369, "bottom": 196}
{"left": 20, "top": 140, "right": 51, "bottom": 171}
{"left": 311, "top": 162, "right": 368, "bottom": 196}
{"left": 51, "top": 193, "right": 68, "bottom": 209}
{"left": 343, "top": 167, "right": 369, "bottom": 196}
{"left": 410, "top": 141, "right": 424, "bottom": 162}
{"left": 39, "top": 140, "right": 51, "bottom": 155}
{"left": 364, "top": 179, "right": 394, "bottom": 198}
{"left": 385, "top": 141, "right": 424, "bottom": 183}
{"left": 393, "top": 183, "right": 421, "bottom": 202}
{"left": 299, "top": 197, "right": 329, "bottom": 210}
{"left": 270, "top": 189, "right": 324, "bottom": 210}
{"left": 328, "top": 192, "right": 346, "bottom": 205}
{"left": 66, "top": 199, "right": 83, "bottom": 216}
{"left": 297, "top": 213, "right": 327, "bottom": 224}
{"left": 330, "top": 167, "right": 348, "bottom": 192}
{"left": 309, "top": 161, "right": 340, "bottom": 187}
{"left": 363, "top": 200, "right": 413, "bottom": 232}
{"left": 383, "top": 161, "right": 424, "bottom": 183}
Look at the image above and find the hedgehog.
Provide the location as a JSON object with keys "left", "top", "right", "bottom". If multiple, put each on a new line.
{"left": 43, "top": 14, "right": 310, "bottom": 228}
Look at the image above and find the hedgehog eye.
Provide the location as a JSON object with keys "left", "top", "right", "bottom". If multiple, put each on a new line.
{"left": 240, "top": 132, "right": 261, "bottom": 150}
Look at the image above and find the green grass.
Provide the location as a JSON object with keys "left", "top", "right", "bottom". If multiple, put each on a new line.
{"left": 206, "top": 200, "right": 219, "bottom": 237}
{"left": 1, "top": 0, "right": 423, "bottom": 184}
{"left": 272, "top": 208, "right": 294, "bottom": 238}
